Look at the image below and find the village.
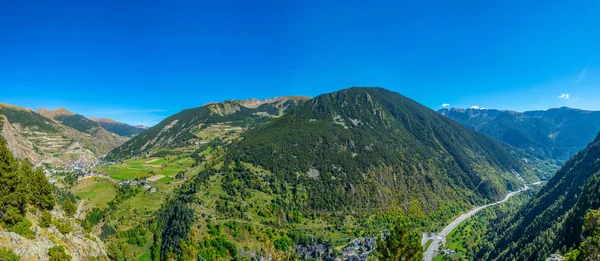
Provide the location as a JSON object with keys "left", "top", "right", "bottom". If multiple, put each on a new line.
{"left": 43, "top": 159, "right": 159, "bottom": 193}
{"left": 292, "top": 236, "right": 379, "bottom": 261}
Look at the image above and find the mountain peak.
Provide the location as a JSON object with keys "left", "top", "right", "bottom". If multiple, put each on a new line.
{"left": 37, "top": 107, "right": 74, "bottom": 119}
{"left": 90, "top": 117, "right": 119, "bottom": 124}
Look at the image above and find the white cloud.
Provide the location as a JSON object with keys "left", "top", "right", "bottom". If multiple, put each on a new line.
{"left": 442, "top": 103, "right": 450, "bottom": 107}
{"left": 470, "top": 105, "right": 480, "bottom": 109}
{"left": 558, "top": 93, "right": 570, "bottom": 99}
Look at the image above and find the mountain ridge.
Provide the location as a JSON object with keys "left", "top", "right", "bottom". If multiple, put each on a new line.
{"left": 439, "top": 107, "right": 600, "bottom": 161}
{"left": 106, "top": 95, "right": 310, "bottom": 160}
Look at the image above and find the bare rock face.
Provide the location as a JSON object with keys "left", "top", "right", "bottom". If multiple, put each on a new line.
{"left": 0, "top": 226, "right": 108, "bottom": 261}
{"left": 0, "top": 115, "right": 40, "bottom": 162}
{"left": 545, "top": 254, "right": 565, "bottom": 261}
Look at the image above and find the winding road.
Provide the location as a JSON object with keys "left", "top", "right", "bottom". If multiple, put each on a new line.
{"left": 423, "top": 184, "right": 532, "bottom": 261}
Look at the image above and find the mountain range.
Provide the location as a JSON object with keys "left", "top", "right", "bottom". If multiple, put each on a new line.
{"left": 4, "top": 87, "right": 600, "bottom": 261}
{"left": 439, "top": 107, "right": 600, "bottom": 161}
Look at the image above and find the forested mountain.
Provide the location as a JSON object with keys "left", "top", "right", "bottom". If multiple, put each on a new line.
{"left": 106, "top": 96, "right": 309, "bottom": 160}
{"left": 439, "top": 107, "right": 600, "bottom": 161}
{"left": 90, "top": 117, "right": 147, "bottom": 137}
{"left": 229, "top": 87, "right": 536, "bottom": 211}
{"left": 0, "top": 103, "right": 124, "bottom": 164}
{"left": 147, "top": 87, "right": 543, "bottom": 260}
{"left": 476, "top": 132, "right": 600, "bottom": 260}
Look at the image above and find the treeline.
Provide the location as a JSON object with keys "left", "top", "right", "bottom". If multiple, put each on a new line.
{"left": 0, "top": 138, "right": 55, "bottom": 234}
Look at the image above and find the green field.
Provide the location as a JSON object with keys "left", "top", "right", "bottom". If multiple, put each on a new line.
{"left": 93, "top": 157, "right": 195, "bottom": 180}
{"left": 72, "top": 178, "right": 117, "bottom": 210}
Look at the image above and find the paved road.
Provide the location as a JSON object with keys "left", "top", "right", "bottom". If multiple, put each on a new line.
{"left": 423, "top": 186, "right": 529, "bottom": 261}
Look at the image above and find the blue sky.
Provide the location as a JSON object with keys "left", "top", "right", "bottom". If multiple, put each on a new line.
{"left": 1, "top": 0, "right": 599, "bottom": 126}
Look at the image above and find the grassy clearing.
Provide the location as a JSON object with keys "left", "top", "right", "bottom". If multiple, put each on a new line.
{"left": 71, "top": 178, "right": 117, "bottom": 210}
{"left": 157, "top": 177, "right": 173, "bottom": 183}
{"left": 93, "top": 157, "right": 195, "bottom": 180}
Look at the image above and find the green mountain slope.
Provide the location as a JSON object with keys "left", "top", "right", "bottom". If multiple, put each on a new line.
{"left": 91, "top": 117, "right": 147, "bottom": 137}
{"left": 230, "top": 87, "right": 534, "bottom": 211}
{"left": 53, "top": 113, "right": 101, "bottom": 133}
{"left": 147, "top": 87, "right": 541, "bottom": 260}
{"left": 477, "top": 132, "right": 600, "bottom": 261}
{"left": 439, "top": 107, "right": 600, "bottom": 161}
{"left": 106, "top": 96, "right": 309, "bottom": 160}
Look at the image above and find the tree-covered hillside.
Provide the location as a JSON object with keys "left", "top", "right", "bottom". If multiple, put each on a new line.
{"left": 229, "top": 87, "right": 533, "bottom": 212}
{"left": 142, "top": 87, "right": 542, "bottom": 261}
{"left": 439, "top": 107, "right": 600, "bottom": 161}
{"left": 54, "top": 114, "right": 101, "bottom": 134}
{"left": 106, "top": 96, "right": 309, "bottom": 160}
{"left": 477, "top": 132, "right": 600, "bottom": 260}
{"left": 93, "top": 118, "right": 146, "bottom": 137}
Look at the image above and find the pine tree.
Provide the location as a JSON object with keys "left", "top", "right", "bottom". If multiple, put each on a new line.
{"left": 0, "top": 139, "right": 29, "bottom": 226}
{"left": 63, "top": 198, "right": 77, "bottom": 217}
{"left": 29, "top": 167, "right": 55, "bottom": 210}
{"left": 375, "top": 218, "right": 423, "bottom": 261}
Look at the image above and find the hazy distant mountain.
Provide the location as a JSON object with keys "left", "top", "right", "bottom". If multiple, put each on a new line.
{"left": 439, "top": 107, "right": 600, "bottom": 161}
{"left": 90, "top": 117, "right": 147, "bottom": 137}
{"left": 478, "top": 132, "right": 600, "bottom": 260}
{"left": 106, "top": 96, "right": 310, "bottom": 160}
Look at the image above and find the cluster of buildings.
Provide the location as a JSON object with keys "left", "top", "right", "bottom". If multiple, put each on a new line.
{"left": 339, "top": 237, "right": 376, "bottom": 261}
{"left": 291, "top": 236, "right": 378, "bottom": 261}
{"left": 441, "top": 249, "right": 456, "bottom": 256}
{"left": 118, "top": 179, "right": 158, "bottom": 193}
{"left": 74, "top": 171, "right": 109, "bottom": 180}
{"left": 294, "top": 243, "right": 333, "bottom": 260}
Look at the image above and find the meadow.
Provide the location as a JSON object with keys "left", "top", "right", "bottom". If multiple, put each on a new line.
{"left": 93, "top": 156, "right": 195, "bottom": 180}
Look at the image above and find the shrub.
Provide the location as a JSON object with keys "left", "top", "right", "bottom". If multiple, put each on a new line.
{"left": 54, "top": 219, "right": 72, "bottom": 234}
{"left": 48, "top": 245, "right": 71, "bottom": 261}
{"left": 0, "top": 247, "right": 20, "bottom": 261}
{"left": 40, "top": 210, "right": 52, "bottom": 228}
{"left": 8, "top": 219, "right": 34, "bottom": 239}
